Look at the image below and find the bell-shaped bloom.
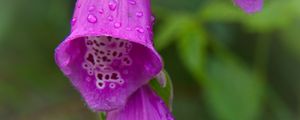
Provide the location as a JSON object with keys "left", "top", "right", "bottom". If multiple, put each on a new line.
{"left": 234, "top": 0, "right": 263, "bottom": 13}
{"left": 107, "top": 85, "right": 174, "bottom": 120}
{"left": 54, "top": 0, "right": 164, "bottom": 113}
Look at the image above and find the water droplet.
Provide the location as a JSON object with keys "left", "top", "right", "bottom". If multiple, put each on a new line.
{"left": 136, "top": 11, "right": 143, "bottom": 17}
{"left": 88, "top": 6, "right": 95, "bottom": 12}
{"left": 146, "top": 25, "right": 151, "bottom": 30}
{"left": 77, "top": 3, "right": 81, "bottom": 8}
{"left": 71, "top": 17, "right": 77, "bottom": 26}
{"left": 98, "top": 8, "right": 104, "bottom": 14}
{"left": 87, "top": 14, "right": 97, "bottom": 23}
{"left": 114, "top": 22, "right": 121, "bottom": 28}
{"left": 108, "top": 1, "right": 117, "bottom": 11}
{"left": 136, "top": 27, "right": 144, "bottom": 33}
{"left": 108, "top": 15, "right": 114, "bottom": 21}
{"left": 151, "top": 15, "right": 155, "bottom": 23}
{"left": 128, "top": 0, "right": 136, "bottom": 5}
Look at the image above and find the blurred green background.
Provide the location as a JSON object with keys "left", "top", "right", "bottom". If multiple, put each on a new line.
{"left": 0, "top": 0, "right": 300, "bottom": 120}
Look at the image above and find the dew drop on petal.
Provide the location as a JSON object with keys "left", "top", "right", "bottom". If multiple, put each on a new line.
{"left": 151, "top": 15, "right": 155, "bottom": 23}
{"left": 77, "top": 3, "right": 81, "bottom": 8}
{"left": 114, "top": 22, "right": 121, "bottom": 28}
{"left": 108, "top": 1, "right": 117, "bottom": 11}
{"left": 126, "top": 27, "right": 132, "bottom": 31}
{"left": 88, "top": 6, "right": 95, "bottom": 12}
{"left": 87, "top": 14, "right": 97, "bottom": 23}
{"left": 136, "top": 27, "right": 144, "bottom": 33}
{"left": 71, "top": 17, "right": 77, "bottom": 26}
{"left": 128, "top": 0, "right": 136, "bottom": 5}
{"left": 146, "top": 25, "right": 151, "bottom": 30}
{"left": 136, "top": 11, "right": 143, "bottom": 17}
{"left": 98, "top": 8, "right": 104, "bottom": 14}
{"left": 108, "top": 15, "right": 114, "bottom": 21}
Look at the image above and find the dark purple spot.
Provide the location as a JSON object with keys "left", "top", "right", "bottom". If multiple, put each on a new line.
{"left": 98, "top": 82, "right": 103, "bottom": 87}
{"left": 97, "top": 73, "right": 103, "bottom": 80}
{"left": 105, "top": 74, "right": 110, "bottom": 80}
{"left": 84, "top": 64, "right": 88, "bottom": 67}
{"left": 111, "top": 73, "right": 119, "bottom": 80}
{"left": 87, "top": 54, "right": 95, "bottom": 65}
{"left": 87, "top": 41, "right": 93, "bottom": 45}
{"left": 112, "top": 51, "right": 117, "bottom": 56}
{"left": 93, "top": 48, "right": 99, "bottom": 53}
{"left": 107, "top": 36, "right": 112, "bottom": 41}
{"left": 103, "top": 56, "right": 108, "bottom": 61}
{"left": 119, "top": 42, "right": 124, "bottom": 47}
{"left": 100, "top": 42, "right": 105, "bottom": 46}
{"left": 100, "top": 51, "right": 105, "bottom": 54}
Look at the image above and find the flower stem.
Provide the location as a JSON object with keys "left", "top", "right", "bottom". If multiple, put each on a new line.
{"left": 98, "top": 112, "right": 106, "bottom": 120}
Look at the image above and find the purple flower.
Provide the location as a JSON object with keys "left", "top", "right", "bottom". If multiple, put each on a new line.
{"left": 234, "top": 0, "right": 263, "bottom": 13}
{"left": 107, "top": 85, "right": 173, "bottom": 120}
{"left": 54, "top": 0, "right": 173, "bottom": 119}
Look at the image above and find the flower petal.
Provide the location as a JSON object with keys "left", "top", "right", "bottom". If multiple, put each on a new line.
{"left": 234, "top": 0, "right": 263, "bottom": 13}
{"left": 55, "top": 0, "right": 162, "bottom": 111}
{"left": 106, "top": 85, "right": 174, "bottom": 120}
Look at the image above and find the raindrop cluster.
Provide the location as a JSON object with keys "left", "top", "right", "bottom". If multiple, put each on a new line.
{"left": 82, "top": 36, "right": 133, "bottom": 89}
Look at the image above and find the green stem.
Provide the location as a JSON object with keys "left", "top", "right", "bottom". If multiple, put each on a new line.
{"left": 254, "top": 34, "right": 271, "bottom": 76}
{"left": 254, "top": 33, "right": 293, "bottom": 120}
{"left": 98, "top": 112, "right": 106, "bottom": 120}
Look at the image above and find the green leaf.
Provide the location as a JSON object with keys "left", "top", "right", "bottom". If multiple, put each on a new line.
{"left": 98, "top": 112, "right": 106, "bottom": 120}
{"left": 177, "top": 21, "right": 207, "bottom": 77}
{"left": 150, "top": 70, "right": 174, "bottom": 110}
{"left": 198, "top": 1, "right": 243, "bottom": 23}
{"left": 154, "top": 15, "right": 190, "bottom": 51}
{"left": 280, "top": 24, "right": 300, "bottom": 61}
{"left": 204, "top": 53, "right": 264, "bottom": 120}
{"left": 0, "top": 1, "right": 15, "bottom": 42}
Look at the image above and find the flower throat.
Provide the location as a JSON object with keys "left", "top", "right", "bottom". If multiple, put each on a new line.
{"left": 82, "top": 36, "right": 132, "bottom": 89}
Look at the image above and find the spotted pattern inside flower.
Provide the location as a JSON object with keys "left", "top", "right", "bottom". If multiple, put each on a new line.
{"left": 82, "top": 36, "right": 132, "bottom": 89}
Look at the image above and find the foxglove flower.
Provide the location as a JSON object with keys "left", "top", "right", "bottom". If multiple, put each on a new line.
{"left": 107, "top": 85, "right": 173, "bottom": 120}
{"left": 54, "top": 0, "right": 173, "bottom": 119}
{"left": 234, "top": 0, "right": 263, "bottom": 13}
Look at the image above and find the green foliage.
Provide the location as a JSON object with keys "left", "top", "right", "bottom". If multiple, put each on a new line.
{"left": 204, "top": 51, "right": 264, "bottom": 120}
{"left": 177, "top": 19, "right": 207, "bottom": 78}
{"left": 150, "top": 70, "right": 174, "bottom": 110}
